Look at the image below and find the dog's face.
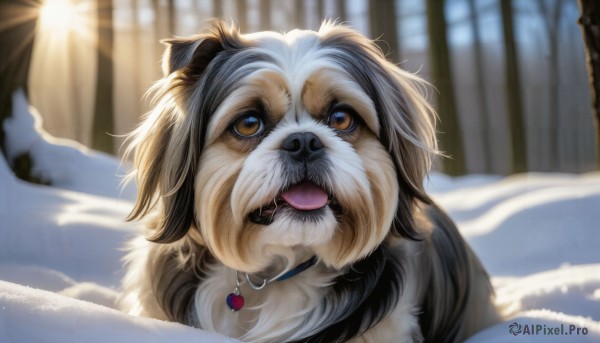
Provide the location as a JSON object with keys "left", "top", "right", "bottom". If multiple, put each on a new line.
{"left": 127, "top": 21, "right": 436, "bottom": 273}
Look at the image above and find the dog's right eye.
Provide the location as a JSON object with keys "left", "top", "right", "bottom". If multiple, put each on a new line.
{"left": 232, "top": 114, "right": 264, "bottom": 137}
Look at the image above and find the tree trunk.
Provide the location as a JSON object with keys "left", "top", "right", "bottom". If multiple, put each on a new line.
{"left": 131, "top": 0, "right": 144, "bottom": 124}
{"left": 426, "top": 0, "right": 466, "bottom": 175}
{"left": 167, "top": 0, "right": 176, "bottom": 34}
{"left": 260, "top": 0, "right": 271, "bottom": 31}
{"left": 213, "top": 0, "right": 223, "bottom": 20}
{"left": 536, "top": 0, "right": 565, "bottom": 170}
{"left": 92, "top": 0, "right": 115, "bottom": 154}
{"left": 500, "top": 0, "right": 527, "bottom": 173}
{"left": 467, "top": 0, "right": 493, "bottom": 173}
{"left": 0, "top": 0, "right": 39, "bottom": 153}
{"left": 317, "top": 0, "right": 325, "bottom": 25}
{"left": 295, "top": 0, "right": 304, "bottom": 29}
{"left": 151, "top": 0, "right": 163, "bottom": 62}
{"left": 370, "top": 0, "right": 400, "bottom": 63}
{"left": 236, "top": 0, "right": 248, "bottom": 32}
{"left": 337, "top": 0, "right": 346, "bottom": 23}
{"left": 578, "top": 0, "right": 600, "bottom": 168}
{"left": 0, "top": 0, "right": 39, "bottom": 178}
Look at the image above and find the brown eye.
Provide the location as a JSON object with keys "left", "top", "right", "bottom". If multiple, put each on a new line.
{"left": 328, "top": 110, "right": 355, "bottom": 132}
{"left": 233, "top": 114, "right": 264, "bottom": 137}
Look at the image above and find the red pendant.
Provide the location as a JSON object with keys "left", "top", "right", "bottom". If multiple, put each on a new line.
{"left": 226, "top": 292, "right": 245, "bottom": 311}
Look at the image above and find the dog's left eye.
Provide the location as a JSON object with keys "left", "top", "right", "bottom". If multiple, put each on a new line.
{"left": 233, "top": 114, "right": 264, "bottom": 137}
{"left": 328, "top": 110, "right": 356, "bottom": 132}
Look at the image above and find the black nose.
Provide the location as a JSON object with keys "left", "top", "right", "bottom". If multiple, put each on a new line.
{"left": 281, "top": 132, "right": 324, "bottom": 162}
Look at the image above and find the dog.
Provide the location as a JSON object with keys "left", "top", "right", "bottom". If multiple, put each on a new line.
{"left": 118, "top": 20, "right": 500, "bottom": 342}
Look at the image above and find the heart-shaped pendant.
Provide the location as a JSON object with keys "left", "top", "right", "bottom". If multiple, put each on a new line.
{"left": 226, "top": 291, "right": 245, "bottom": 311}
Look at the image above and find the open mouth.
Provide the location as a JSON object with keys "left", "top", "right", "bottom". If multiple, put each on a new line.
{"left": 248, "top": 181, "right": 341, "bottom": 225}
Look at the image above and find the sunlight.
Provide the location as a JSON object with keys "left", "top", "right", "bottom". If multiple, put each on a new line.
{"left": 39, "top": 0, "right": 75, "bottom": 34}
{"left": 36, "top": 0, "right": 96, "bottom": 44}
{"left": 28, "top": 0, "right": 98, "bottom": 144}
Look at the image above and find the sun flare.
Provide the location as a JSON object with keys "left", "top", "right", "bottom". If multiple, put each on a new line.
{"left": 39, "top": 0, "right": 75, "bottom": 34}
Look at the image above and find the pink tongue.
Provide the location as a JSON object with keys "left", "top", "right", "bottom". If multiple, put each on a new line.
{"left": 281, "top": 182, "right": 329, "bottom": 211}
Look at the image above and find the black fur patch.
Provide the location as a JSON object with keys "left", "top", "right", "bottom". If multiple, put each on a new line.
{"left": 291, "top": 245, "right": 403, "bottom": 343}
{"left": 152, "top": 241, "right": 214, "bottom": 322}
{"left": 418, "top": 204, "right": 471, "bottom": 342}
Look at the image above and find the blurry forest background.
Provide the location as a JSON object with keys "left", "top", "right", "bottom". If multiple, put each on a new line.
{"left": 0, "top": 0, "right": 597, "bottom": 176}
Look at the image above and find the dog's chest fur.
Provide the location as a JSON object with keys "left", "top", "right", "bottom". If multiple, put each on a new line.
{"left": 123, "top": 237, "right": 426, "bottom": 342}
{"left": 192, "top": 259, "right": 421, "bottom": 343}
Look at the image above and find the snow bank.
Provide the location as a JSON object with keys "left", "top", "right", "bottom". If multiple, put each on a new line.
{"left": 1, "top": 92, "right": 599, "bottom": 342}
{"left": 0, "top": 153, "right": 135, "bottom": 287}
{"left": 428, "top": 172, "right": 600, "bottom": 341}
{"left": 3, "top": 89, "right": 136, "bottom": 200}
{"left": 0, "top": 281, "right": 237, "bottom": 343}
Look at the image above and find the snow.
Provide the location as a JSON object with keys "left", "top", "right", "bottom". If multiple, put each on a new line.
{"left": 3, "top": 89, "right": 136, "bottom": 200}
{"left": 1, "top": 91, "right": 599, "bottom": 342}
{"left": 428, "top": 173, "right": 600, "bottom": 341}
{"left": 0, "top": 281, "right": 235, "bottom": 343}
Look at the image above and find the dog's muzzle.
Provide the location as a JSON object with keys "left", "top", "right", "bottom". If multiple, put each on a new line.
{"left": 248, "top": 132, "right": 341, "bottom": 225}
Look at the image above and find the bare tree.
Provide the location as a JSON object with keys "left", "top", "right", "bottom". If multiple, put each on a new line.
{"left": 132, "top": 0, "right": 141, "bottom": 97}
{"left": 467, "top": 0, "right": 493, "bottom": 173}
{"left": 317, "top": 0, "right": 325, "bottom": 24}
{"left": 369, "top": 0, "right": 400, "bottom": 63}
{"left": 168, "top": 0, "right": 176, "bottom": 34}
{"left": 0, "top": 0, "right": 39, "bottom": 180}
{"left": 0, "top": 0, "right": 38, "bottom": 153}
{"left": 213, "top": 0, "right": 223, "bottom": 19}
{"left": 260, "top": 0, "right": 271, "bottom": 31}
{"left": 337, "top": 0, "right": 346, "bottom": 23}
{"left": 500, "top": 0, "right": 527, "bottom": 173}
{"left": 92, "top": 0, "right": 115, "bottom": 154}
{"left": 536, "top": 0, "right": 566, "bottom": 170}
{"left": 151, "top": 0, "right": 164, "bottom": 70}
{"left": 578, "top": 0, "right": 600, "bottom": 168}
{"left": 426, "top": 0, "right": 466, "bottom": 175}
{"left": 236, "top": 0, "right": 248, "bottom": 32}
{"left": 295, "top": 0, "right": 304, "bottom": 29}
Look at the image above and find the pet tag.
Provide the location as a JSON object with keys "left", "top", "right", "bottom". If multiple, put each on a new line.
{"left": 226, "top": 288, "right": 245, "bottom": 311}
{"left": 226, "top": 271, "right": 245, "bottom": 311}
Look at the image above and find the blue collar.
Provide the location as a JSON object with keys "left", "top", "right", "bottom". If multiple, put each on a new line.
{"left": 275, "top": 255, "right": 318, "bottom": 281}
{"left": 226, "top": 256, "right": 319, "bottom": 311}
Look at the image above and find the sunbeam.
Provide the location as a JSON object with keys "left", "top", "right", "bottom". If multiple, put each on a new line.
{"left": 39, "top": 0, "right": 74, "bottom": 34}
{"left": 37, "top": 0, "right": 96, "bottom": 43}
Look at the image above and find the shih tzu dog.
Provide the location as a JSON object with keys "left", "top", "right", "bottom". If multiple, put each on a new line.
{"left": 119, "top": 20, "right": 500, "bottom": 342}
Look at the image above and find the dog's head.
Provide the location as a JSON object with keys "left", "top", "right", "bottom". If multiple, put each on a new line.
{"left": 127, "top": 20, "right": 437, "bottom": 273}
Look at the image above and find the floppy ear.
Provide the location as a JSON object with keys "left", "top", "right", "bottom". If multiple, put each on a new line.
{"left": 377, "top": 65, "right": 438, "bottom": 240}
{"left": 161, "top": 35, "right": 224, "bottom": 77}
{"left": 319, "top": 24, "right": 438, "bottom": 239}
{"left": 126, "top": 21, "right": 241, "bottom": 243}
